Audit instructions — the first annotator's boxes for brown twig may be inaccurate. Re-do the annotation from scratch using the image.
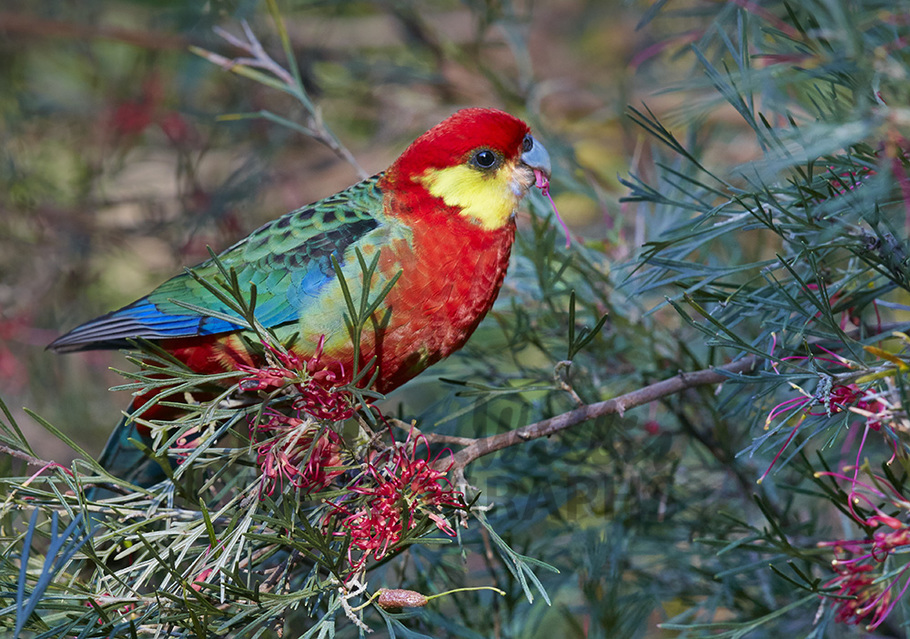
[387,418,477,447]
[0,12,188,50]
[193,21,368,179]
[0,444,70,474]
[443,355,760,470]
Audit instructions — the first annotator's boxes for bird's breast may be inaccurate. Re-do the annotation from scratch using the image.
[363,217,516,392]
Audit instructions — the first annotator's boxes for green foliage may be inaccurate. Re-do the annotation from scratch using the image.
[623,0,910,635]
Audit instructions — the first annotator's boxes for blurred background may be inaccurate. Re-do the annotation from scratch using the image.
[0,0,702,461]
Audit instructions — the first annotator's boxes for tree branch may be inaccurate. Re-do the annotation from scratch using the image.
[0,12,188,50]
[445,355,760,470]
[0,444,71,475]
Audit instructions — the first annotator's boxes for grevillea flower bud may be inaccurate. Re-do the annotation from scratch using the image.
[376,588,428,610]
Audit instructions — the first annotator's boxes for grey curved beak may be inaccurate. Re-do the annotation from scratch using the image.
[521,135,551,178]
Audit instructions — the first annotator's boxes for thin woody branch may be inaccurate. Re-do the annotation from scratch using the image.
[444,355,761,470]
[0,444,71,475]
[0,11,188,49]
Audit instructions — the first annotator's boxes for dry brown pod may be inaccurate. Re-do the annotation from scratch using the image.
[376,589,429,610]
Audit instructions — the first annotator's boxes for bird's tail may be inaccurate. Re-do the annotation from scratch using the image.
[86,398,169,501]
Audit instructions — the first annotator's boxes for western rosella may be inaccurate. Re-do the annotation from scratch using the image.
[50,107,551,489]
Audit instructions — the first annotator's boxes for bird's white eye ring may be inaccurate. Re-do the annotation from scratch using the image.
[522,135,533,153]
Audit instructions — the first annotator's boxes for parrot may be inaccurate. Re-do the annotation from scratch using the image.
[49,107,552,491]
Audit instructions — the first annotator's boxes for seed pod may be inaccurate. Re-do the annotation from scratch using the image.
[376,588,428,609]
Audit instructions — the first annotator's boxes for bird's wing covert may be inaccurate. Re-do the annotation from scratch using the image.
[49,175,385,352]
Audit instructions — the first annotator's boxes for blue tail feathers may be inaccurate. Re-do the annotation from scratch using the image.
[87,406,168,500]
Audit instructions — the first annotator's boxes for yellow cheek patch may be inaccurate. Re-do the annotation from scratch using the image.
[418,164,519,230]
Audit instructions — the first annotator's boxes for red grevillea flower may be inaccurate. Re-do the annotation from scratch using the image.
[822,561,893,627]
[109,73,197,147]
[827,166,876,197]
[256,413,344,496]
[239,336,354,422]
[803,282,881,332]
[817,472,910,629]
[760,381,885,483]
[111,97,154,138]
[0,313,32,393]
[534,168,571,248]
[166,425,203,467]
[761,334,890,483]
[325,430,462,573]
[86,592,135,621]
[190,568,214,593]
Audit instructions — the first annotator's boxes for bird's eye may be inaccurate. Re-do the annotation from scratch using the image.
[522,135,533,153]
[472,149,500,170]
